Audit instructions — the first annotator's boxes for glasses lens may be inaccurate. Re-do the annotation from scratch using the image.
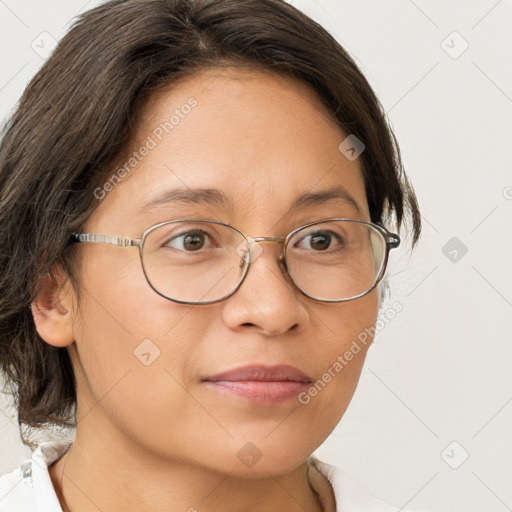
[141,221,248,303]
[285,220,386,301]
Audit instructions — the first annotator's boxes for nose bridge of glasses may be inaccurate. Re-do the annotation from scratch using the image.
[249,236,286,256]
[239,236,286,265]
[249,236,285,244]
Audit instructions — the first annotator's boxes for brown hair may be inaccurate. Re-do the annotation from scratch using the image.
[0,0,421,442]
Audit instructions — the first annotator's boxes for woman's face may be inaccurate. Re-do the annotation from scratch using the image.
[57,67,379,476]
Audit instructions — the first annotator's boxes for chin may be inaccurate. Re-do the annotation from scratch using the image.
[220,441,313,479]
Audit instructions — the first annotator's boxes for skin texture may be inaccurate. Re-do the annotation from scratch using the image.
[32,67,379,512]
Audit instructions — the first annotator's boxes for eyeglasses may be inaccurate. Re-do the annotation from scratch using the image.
[70,218,400,305]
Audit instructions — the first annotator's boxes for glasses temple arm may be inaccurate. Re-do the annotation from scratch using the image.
[70,233,141,247]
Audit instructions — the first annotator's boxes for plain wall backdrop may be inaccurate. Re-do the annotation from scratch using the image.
[1,1,511,511]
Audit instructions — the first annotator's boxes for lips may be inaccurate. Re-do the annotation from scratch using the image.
[201,364,314,405]
[202,364,313,383]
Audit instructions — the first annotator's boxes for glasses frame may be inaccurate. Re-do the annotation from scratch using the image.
[70,218,400,305]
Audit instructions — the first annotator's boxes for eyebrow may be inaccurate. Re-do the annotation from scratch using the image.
[138,184,363,216]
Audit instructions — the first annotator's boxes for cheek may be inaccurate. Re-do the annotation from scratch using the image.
[299,289,379,422]
[70,280,214,459]
[75,248,195,347]
[71,252,204,419]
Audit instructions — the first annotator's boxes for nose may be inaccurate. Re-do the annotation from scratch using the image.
[221,240,310,336]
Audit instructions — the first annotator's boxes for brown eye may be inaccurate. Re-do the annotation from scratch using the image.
[295,230,344,252]
[165,230,212,252]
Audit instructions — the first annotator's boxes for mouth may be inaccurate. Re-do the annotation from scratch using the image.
[201,364,313,405]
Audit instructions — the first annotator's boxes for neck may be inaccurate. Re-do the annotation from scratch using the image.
[49,425,324,512]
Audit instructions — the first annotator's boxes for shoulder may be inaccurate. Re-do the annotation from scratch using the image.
[310,455,420,512]
[0,440,71,512]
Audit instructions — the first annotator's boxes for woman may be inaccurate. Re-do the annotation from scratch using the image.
[0,0,422,510]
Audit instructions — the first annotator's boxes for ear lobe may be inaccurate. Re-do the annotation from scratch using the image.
[31,266,75,348]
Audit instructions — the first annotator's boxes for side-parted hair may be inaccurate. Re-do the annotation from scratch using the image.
[0,0,421,442]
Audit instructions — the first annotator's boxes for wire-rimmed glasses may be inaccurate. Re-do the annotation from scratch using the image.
[71,218,400,304]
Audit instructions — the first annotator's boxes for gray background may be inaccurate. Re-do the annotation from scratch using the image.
[1,1,511,511]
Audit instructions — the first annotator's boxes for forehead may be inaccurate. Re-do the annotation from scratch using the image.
[90,67,369,230]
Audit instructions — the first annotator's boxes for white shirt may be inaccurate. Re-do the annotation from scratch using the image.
[0,441,415,511]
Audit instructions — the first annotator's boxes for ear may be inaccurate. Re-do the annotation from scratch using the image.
[31,264,75,347]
